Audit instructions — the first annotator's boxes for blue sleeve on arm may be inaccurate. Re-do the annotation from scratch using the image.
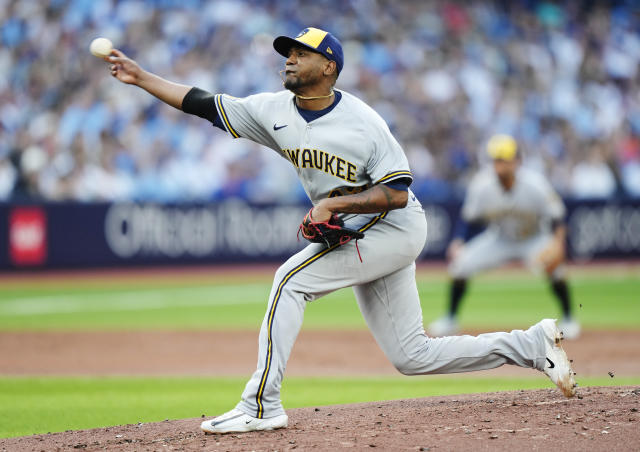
[383,180,409,191]
[212,115,226,131]
[550,218,565,232]
[182,87,227,131]
[453,218,485,241]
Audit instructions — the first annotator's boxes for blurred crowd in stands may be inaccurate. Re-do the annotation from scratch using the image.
[1,0,640,203]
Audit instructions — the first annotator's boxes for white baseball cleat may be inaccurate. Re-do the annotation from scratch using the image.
[539,319,577,398]
[427,315,459,337]
[201,408,288,434]
[558,317,581,340]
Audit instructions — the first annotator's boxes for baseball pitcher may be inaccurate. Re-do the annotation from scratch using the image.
[106,27,577,434]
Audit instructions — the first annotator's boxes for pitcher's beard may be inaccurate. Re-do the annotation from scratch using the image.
[282,72,333,100]
[284,72,321,92]
[284,77,303,91]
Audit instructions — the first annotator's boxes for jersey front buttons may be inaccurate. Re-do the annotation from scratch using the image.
[304,124,311,143]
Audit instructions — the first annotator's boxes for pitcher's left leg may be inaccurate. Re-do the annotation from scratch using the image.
[234,234,398,421]
[235,244,330,420]
[202,243,339,434]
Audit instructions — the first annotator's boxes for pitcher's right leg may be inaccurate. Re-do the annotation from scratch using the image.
[354,263,576,396]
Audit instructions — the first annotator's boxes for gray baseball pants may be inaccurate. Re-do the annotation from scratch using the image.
[236,207,549,419]
[449,228,565,279]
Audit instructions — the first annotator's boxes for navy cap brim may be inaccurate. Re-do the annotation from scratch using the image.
[273,36,322,58]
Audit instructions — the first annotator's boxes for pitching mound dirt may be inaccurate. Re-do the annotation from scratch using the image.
[2,329,639,377]
[2,386,638,451]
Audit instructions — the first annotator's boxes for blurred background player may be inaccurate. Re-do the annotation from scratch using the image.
[429,135,580,339]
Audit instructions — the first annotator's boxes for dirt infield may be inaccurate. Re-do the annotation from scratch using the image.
[1,329,639,378]
[2,330,639,450]
[2,386,638,451]
[1,262,638,449]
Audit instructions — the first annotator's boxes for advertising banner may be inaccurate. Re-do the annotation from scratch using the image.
[8,207,47,266]
[0,199,638,270]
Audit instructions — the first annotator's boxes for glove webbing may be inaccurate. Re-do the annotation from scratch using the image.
[297,210,363,263]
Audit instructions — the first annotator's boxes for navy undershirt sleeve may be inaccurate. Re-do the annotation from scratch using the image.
[181,87,227,130]
[383,180,409,191]
[453,218,485,241]
[551,218,565,233]
[212,114,226,130]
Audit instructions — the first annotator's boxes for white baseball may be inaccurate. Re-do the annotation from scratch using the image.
[90,37,113,58]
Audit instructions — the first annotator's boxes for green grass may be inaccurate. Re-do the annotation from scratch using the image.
[437,272,640,330]
[0,267,637,438]
[0,269,637,330]
[1,375,638,438]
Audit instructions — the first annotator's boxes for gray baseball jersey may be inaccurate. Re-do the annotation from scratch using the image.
[451,166,566,278]
[461,167,565,241]
[214,90,415,205]
[211,89,555,419]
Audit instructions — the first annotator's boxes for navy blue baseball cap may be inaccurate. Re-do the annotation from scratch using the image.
[273,27,344,75]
